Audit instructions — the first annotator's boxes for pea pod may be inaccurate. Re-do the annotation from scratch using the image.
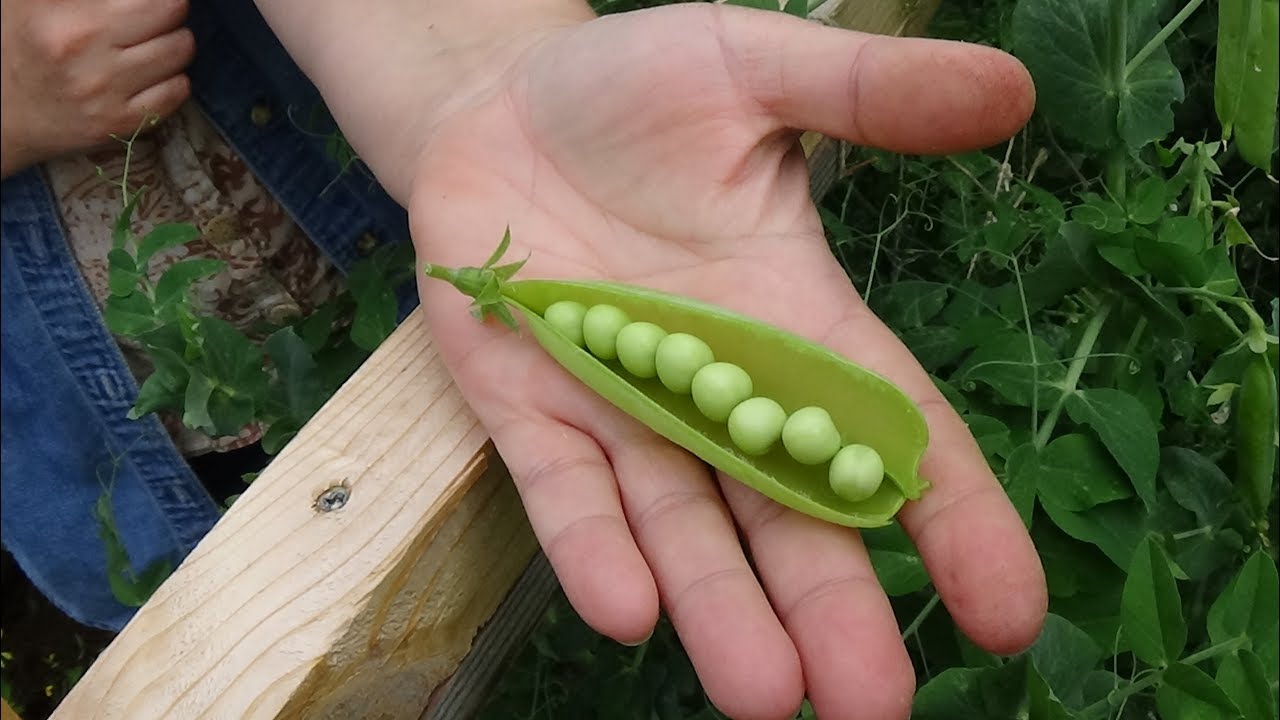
[423,234,930,528]
[1235,351,1278,523]
[1215,0,1279,171]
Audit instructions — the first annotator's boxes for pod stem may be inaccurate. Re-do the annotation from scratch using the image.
[422,227,529,330]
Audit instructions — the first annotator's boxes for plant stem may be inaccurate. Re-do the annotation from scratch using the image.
[901,593,941,641]
[1125,0,1208,77]
[1149,286,1266,338]
[1078,635,1249,718]
[1035,301,1114,449]
[1105,0,1130,203]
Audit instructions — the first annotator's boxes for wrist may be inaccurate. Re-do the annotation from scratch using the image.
[253,0,596,204]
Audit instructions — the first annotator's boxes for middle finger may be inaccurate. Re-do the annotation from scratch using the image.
[719,475,917,720]
[590,420,805,720]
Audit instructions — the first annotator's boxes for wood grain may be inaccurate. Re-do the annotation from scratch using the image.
[51,315,538,720]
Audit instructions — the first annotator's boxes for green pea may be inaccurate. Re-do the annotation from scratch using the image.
[727,397,787,455]
[655,333,715,394]
[582,304,631,360]
[543,300,588,347]
[691,362,753,422]
[616,322,667,379]
[782,406,842,465]
[828,444,885,502]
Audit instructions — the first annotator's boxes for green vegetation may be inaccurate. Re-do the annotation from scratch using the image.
[3,0,1276,717]
[480,0,1280,717]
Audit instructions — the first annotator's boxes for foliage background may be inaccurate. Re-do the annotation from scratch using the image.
[2,0,1276,718]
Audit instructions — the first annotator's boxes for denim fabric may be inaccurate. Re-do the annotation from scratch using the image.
[1,0,415,630]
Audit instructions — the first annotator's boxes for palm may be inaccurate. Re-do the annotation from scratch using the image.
[409,5,1047,719]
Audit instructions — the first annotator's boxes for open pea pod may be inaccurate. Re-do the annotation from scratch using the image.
[423,235,931,528]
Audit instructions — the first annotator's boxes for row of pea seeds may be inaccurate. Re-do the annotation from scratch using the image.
[543,301,886,503]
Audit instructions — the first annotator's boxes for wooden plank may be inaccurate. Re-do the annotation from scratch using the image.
[51,316,539,720]
[50,1,941,718]
[2,699,22,720]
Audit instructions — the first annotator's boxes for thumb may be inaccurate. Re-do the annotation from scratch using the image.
[718,6,1036,155]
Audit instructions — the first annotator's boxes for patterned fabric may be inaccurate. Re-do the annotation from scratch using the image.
[44,103,345,456]
[1,0,415,631]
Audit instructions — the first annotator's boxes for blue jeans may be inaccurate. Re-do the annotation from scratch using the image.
[1,0,415,631]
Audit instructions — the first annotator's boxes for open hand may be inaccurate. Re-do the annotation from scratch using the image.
[409,5,1047,718]
[0,0,194,178]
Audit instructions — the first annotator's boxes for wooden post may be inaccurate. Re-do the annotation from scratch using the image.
[51,320,539,720]
[50,1,941,717]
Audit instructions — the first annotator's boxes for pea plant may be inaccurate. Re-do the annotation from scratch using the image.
[92,124,414,606]
[481,0,1279,718]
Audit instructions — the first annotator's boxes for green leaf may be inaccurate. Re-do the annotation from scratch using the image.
[783,0,807,17]
[1003,443,1039,527]
[1064,389,1160,510]
[1096,229,1146,276]
[127,362,187,419]
[207,389,255,437]
[182,368,217,434]
[1216,650,1276,720]
[1011,0,1184,150]
[1156,663,1244,720]
[956,332,1066,407]
[107,249,140,297]
[722,0,784,9]
[1019,222,1105,314]
[911,667,1003,720]
[868,281,950,330]
[1036,433,1134,511]
[868,549,929,596]
[967,414,1013,461]
[1208,551,1280,684]
[1127,176,1170,225]
[1119,28,1187,149]
[1026,613,1105,708]
[1120,535,1186,667]
[1116,275,1189,337]
[1159,447,1235,529]
[295,298,341,353]
[1216,0,1279,170]
[112,193,141,249]
[1135,216,1211,287]
[348,257,401,352]
[1041,497,1147,569]
[264,327,327,421]
[136,223,200,270]
[901,326,968,373]
[1025,664,1074,720]
[103,292,156,337]
[261,420,300,455]
[350,286,397,351]
[197,317,265,393]
[154,259,226,318]
[1049,584,1127,652]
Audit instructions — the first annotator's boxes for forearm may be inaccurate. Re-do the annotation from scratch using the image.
[251,0,595,204]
